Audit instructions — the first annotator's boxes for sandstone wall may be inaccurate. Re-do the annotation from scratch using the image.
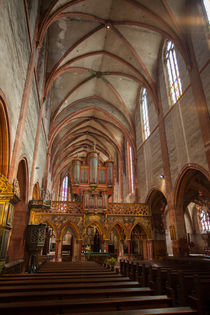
[0,0,48,194]
[135,2,209,202]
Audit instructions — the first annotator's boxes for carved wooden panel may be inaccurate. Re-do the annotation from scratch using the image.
[108,203,151,216]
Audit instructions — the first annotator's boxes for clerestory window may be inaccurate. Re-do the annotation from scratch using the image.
[140,88,150,141]
[165,41,182,105]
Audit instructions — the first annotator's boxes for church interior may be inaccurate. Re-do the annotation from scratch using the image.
[0,0,210,314]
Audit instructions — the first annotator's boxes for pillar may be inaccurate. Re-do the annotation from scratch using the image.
[119,240,124,258]
[104,239,109,253]
[127,239,131,261]
[55,239,62,262]
[78,239,82,262]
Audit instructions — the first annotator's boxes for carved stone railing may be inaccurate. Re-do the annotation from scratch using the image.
[108,203,151,216]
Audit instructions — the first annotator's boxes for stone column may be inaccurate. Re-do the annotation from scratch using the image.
[73,238,78,262]
[119,240,124,258]
[78,239,82,262]
[55,239,62,262]
[143,240,148,260]
[127,239,131,261]
[104,239,109,252]
[147,240,153,260]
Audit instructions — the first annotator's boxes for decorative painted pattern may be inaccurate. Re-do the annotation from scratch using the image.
[108,203,151,216]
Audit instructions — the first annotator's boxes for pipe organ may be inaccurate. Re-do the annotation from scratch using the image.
[71,148,114,211]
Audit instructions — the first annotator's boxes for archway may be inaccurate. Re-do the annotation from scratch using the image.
[175,167,210,256]
[130,224,147,259]
[60,223,80,262]
[83,223,104,253]
[8,158,28,262]
[109,223,126,259]
[61,229,74,261]
[147,189,168,258]
[0,93,10,176]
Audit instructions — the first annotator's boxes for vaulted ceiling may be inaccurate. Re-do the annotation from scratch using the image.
[38,0,187,182]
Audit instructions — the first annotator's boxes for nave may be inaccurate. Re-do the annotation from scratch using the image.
[0,260,208,315]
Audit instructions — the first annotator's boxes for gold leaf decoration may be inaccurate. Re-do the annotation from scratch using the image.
[0,174,13,196]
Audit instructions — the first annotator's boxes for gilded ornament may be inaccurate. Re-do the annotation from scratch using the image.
[13,179,21,199]
[0,174,14,200]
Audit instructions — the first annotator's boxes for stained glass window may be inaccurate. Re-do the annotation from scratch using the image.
[165,41,182,105]
[140,88,150,140]
[61,175,68,201]
[199,208,210,232]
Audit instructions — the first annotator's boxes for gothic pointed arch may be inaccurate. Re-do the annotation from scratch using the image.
[146,188,168,258]
[0,91,10,177]
[174,164,210,255]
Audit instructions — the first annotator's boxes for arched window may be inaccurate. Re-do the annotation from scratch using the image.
[61,175,68,201]
[165,41,182,105]
[140,88,150,140]
[198,207,210,232]
[203,0,210,23]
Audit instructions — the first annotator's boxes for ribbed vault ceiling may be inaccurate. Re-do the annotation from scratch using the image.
[39,0,187,182]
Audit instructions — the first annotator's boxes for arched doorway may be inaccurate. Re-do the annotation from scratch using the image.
[109,224,125,259]
[130,224,147,260]
[83,224,103,253]
[147,189,168,258]
[0,93,10,176]
[62,229,74,261]
[8,159,28,262]
[58,222,81,262]
[176,168,210,256]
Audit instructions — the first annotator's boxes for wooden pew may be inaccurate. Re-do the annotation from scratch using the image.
[0,261,200,315]
[0,280,141,293]
[180,274,210,315]
[62,306,198,315]
[0,295,172,315]
[0,273,126,282]
[0,276,131,287]
[120,258,209,314]
[0,287,153,302]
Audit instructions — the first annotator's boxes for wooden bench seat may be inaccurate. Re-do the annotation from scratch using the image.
[63,306,198,315]
[188,276,210,315]
[0,287,153,302]
[0,295,172,315]
[0,280,140,292]
[0,276,130,286]
[0,273,122,282]
[0,271,117,279]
